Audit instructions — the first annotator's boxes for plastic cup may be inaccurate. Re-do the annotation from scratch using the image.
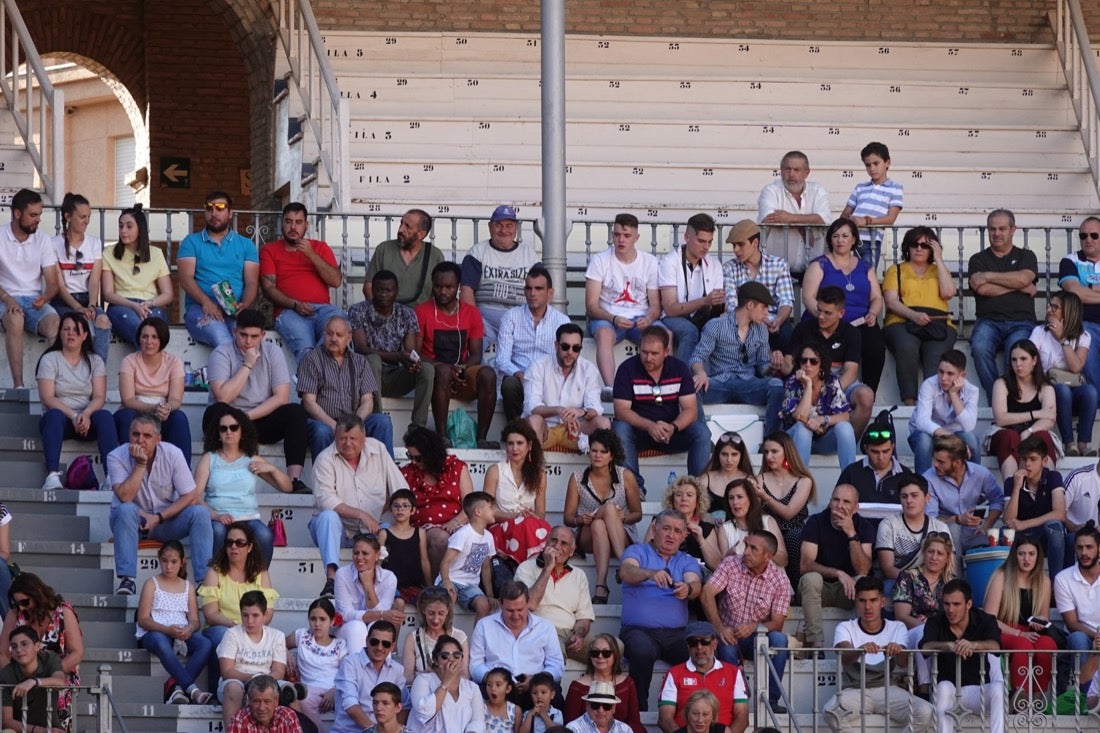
[1002,529,1016,546]
[987,529,1000,547]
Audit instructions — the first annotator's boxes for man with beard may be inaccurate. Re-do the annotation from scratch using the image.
[524,322,608,451]
[259,202,345,359]
[178,191,259,347]
[1055,524,1100,680]
[756,150,831,276]
[0,188,60,388]
[364,208,443,307]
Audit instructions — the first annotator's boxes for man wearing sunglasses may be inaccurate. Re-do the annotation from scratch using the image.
[524,322,608,451]
[106,413,213,595]
[178,192,260,348]
[657,620,748,733]
[332,621,409,733]
[1058,216,1100,389]
[566,682,633,733]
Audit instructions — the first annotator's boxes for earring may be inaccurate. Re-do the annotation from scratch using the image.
[782,459,790,470]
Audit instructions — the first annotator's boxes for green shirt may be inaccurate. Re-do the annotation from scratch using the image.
[0,650,63,727]
[365,240,444,307]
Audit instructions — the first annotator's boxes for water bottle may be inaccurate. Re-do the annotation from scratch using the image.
[667,470,677,488]
[184,360,194,387]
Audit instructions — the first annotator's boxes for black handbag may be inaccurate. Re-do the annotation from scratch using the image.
[897,267,951,341]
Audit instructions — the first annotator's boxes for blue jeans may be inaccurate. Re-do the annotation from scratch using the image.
[717,631,788,705]
[39,408,118,473]
[969,318,1035,403]
[0,560,12,617]
[858,239,881,270]
[183,303,235,348]
[1084,322,1100,390]
[787,420,856,469]
[664,316,702,364]
[114,408,193,467]
[140,629,213,689]
[307,414,394,461]
[274,304,346,360]
[908,430,981,477]
[106,302,169,347]
[108,503,213,580]
[212,518,273,568]
[613,417,710,495]
[308,509,355,569]
[588,319,665,344]
[203,624,231,692]
[1053,382,1098,444]
[700,375,784,436]
[1018,521,1067,579]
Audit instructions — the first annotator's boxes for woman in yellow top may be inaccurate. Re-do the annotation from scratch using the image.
[882,227,958,404]
[101,204,173,348]
[198,522,278,688]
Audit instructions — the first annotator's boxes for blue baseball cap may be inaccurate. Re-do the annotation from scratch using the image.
[491,205,518,222]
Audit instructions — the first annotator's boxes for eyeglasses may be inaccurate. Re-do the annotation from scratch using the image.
[219,423,241,433]
[800,356,821,365]
[559,343,583,353]
[406,452,423,462]
[865,429,893,441]
[204,202,229,212]
[369,638,394,649]
[1080,231,1100,241]
[437,650,462,660]
[587,703,614,711]
[225,538,250,548]
[686,637,715,647]
[717,432,743,446]
[589,648,614,659]
[132,264,141,276]
[390,502,413,510]
[13,598,30,609]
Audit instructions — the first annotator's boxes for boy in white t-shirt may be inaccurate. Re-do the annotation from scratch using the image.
[438,491,496,619]
[584,212,663,390]
[217,590,289,728]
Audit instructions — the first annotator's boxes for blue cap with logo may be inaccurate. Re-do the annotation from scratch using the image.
[491,204,518,222]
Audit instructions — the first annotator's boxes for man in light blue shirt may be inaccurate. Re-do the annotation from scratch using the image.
[908,349,980,476]
[332,621,408,733]
[923,434,1004,556]
[495,266,570,421]
[469,581,565,695]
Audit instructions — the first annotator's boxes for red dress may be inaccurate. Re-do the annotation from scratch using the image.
[403,454,467,527]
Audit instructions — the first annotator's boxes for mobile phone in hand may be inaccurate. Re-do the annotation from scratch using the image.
[1027,616,1052,629]
[973,508,987,519]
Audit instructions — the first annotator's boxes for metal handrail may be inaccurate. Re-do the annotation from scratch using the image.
[273,0,348,210]
[0,0,64,202]
[1053,0,1100,193]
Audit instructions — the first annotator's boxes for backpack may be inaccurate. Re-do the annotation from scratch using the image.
[64,455,98,490]
[446,408,477,449]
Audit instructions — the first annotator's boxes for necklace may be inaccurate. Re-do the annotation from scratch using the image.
[831,254,857,292]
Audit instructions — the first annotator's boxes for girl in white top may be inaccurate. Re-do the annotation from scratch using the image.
[402,586,469,684]
[411,635,485,733]
[286,597,348,732]
[334,534,406,654]
[136,540,213,704]
[50,192,111,363]
[720,478,788,567]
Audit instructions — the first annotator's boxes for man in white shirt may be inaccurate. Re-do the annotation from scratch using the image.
[658,213,726,364]
[1054,525,1100,674]
[308,415,408,598]
[514,526,595,662]
[1064,463,1100,532]
[908,349,981,477]
[757,151,831,275]
[585,212,662,391]
[523,323,608,452]
[0,188,61,388]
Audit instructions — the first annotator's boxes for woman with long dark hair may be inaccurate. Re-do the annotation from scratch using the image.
[779,339,857,469]
[696,431,754,521]
[484,420,551,565]
[756,431,816,591]
[101,204,172,347]
[989,339,1058,480]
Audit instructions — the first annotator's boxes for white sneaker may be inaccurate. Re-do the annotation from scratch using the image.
[41,472,63,491]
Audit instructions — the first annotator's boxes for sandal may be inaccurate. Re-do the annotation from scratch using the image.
[593,584,610,604]
[190,688,214,705]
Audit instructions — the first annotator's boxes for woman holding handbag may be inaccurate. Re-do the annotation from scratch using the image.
[1029,290,1098,457]
[882,227,958,405]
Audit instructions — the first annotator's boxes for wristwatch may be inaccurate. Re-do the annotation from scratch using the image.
[846,535,859,543]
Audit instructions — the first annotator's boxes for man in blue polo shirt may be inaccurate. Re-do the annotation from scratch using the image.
[612,326,710,495]
[177,191,260,347]
[1058,216,1100,389]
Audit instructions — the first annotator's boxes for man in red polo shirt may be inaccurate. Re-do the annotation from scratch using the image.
[657,620,748,733]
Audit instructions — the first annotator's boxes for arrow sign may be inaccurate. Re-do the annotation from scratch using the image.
[160,157,191,188]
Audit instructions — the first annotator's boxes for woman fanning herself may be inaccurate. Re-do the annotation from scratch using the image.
[563,428,642,604]
[982,536,1057,700]
[719,478,787,567]
[1029,290,1097,457]
[695,431,754,521]
[990,339,1058,481]
[755,432,816,591]
[101,204,172,347]
[484,420,551,565]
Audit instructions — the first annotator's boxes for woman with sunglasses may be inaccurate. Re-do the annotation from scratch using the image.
[989,339,1058,481]
[1029,290,1098,457]
[756,432,816,592]
[195,407,293,567]
[36,311,118,490]
[0,574,85,731]
[563,634,645,733]
[891,532,956,691]
[402,585,469,684]
[49,192,111,363]
[779,339,857,469]
[484,420,552,565]
[563,429,643,605]
[801,217,886,392]
[882,227,958,405]
[696,431,754,521]
[410,634,484,733]
[720,478,787,567]
[333,533,406,654]
[401,426,476,581]
[101,204,172,348]
[983,535,1057,699]
[198,521,278,689]
[113,316,193,465]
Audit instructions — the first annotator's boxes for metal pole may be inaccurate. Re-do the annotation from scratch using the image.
[540,0,569,312]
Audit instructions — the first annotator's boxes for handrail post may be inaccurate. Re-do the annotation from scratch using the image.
[96,663,113,733]
[753,626,769,724]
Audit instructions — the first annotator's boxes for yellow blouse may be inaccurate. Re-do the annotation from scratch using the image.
[197,572,279,626]
[882,262,955,329]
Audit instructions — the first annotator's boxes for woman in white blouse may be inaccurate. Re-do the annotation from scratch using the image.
[333,533,406,653]
[411,635,484,733]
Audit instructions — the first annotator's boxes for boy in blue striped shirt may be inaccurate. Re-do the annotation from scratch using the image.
[842,142,904,269]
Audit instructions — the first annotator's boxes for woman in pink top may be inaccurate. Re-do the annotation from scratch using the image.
[112,316,193,465]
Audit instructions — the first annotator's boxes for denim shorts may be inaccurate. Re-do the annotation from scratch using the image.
[0,295,57,333]
[452,581,486,609]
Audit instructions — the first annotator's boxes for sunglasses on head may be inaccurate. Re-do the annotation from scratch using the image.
[204,201,229,212]
[865,429,892,441]
[587,702,614,711]
[559,342,582,353]
[219,423,241,433]
[650,385,664,404]
[1080,231,1100,241]
[369,638,393,649]
[928,531,951,542]
[717,432,743,446]
[686,636,715,647]
[800,356,821,365]
[589,648,614,659]
[225,538,250,548]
